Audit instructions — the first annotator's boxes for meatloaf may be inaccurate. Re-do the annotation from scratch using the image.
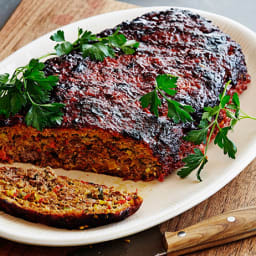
[0,166,142,229]
[0,8,250,181]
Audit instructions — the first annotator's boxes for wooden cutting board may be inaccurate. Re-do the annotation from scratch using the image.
[0,0,136,61]
[0,1,256,255]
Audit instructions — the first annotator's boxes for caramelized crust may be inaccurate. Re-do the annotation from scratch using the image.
[0,9,250,180]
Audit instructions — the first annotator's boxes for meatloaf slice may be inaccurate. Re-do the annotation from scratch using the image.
[0,8,251,181]
[0,166,142,229]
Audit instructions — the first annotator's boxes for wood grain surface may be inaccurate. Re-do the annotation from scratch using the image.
[0,0,256,255]
[0,0,136,61]
[162,160,256,256]
[165,207,256,255]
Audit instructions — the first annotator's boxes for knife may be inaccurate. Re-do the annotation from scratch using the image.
[160,206,256,255]
[70,207,256,256]
[69,225,165,256]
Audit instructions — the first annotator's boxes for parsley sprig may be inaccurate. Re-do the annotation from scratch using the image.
[140,75,256,181]
[0,59,64,131]
[179,81,256,181]
[0,28,139,131]
[50,27,139,61]
[140,74,195,123]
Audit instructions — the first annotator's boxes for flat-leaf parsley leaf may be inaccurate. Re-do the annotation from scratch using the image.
[0,59,64,131]
[140,74,195,123]
[50,27,139,60]
[0,27,140,131]
[181,81,256,181]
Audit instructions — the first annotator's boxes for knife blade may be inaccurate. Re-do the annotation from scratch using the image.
[69,225,166,256]
[69,207,256,256]
[0,0,21,29]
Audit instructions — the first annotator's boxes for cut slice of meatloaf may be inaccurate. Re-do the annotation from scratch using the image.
[0,8,251,181]
[0,166,142,229]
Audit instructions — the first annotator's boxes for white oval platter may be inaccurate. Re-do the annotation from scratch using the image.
[0,6,256,246]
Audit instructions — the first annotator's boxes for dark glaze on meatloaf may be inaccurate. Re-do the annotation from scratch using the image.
[0,9,250,180]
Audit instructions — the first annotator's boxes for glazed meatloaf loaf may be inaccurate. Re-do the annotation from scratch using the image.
[0,166,142,229]
[0,9,250,181]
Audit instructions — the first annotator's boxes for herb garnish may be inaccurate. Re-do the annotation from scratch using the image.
[140,75,256,181]
[0,59,64,131]
[140,74,195,123]
[0,28,139,131]
[180,81,256,181]
[50,28,139,61]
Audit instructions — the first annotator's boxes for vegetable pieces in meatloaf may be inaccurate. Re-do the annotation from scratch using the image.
[0,9,250,181]
[0,166,142,229]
